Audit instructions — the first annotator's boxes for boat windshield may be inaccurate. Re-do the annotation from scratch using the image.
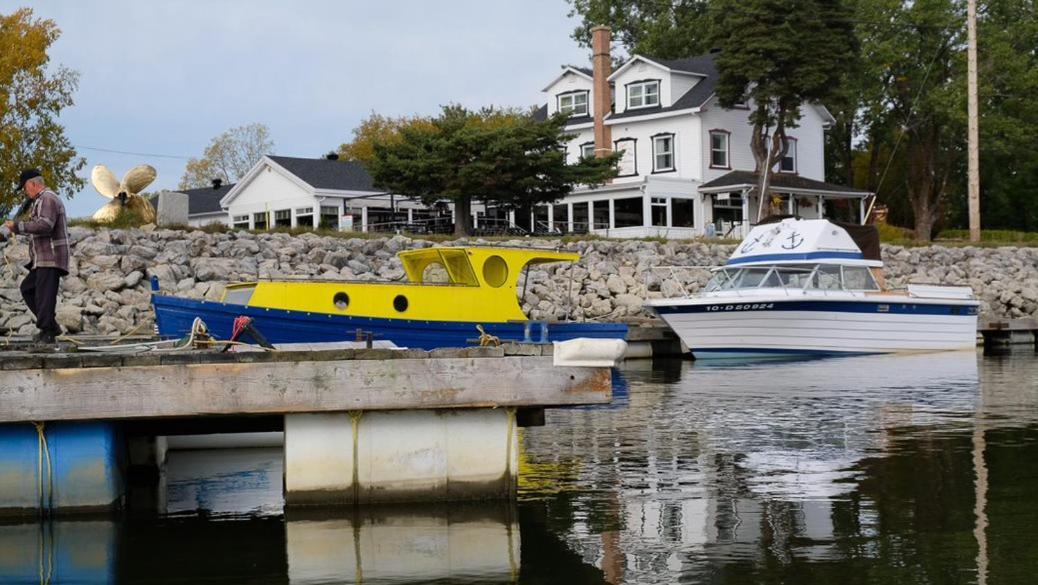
[705,265,880,292]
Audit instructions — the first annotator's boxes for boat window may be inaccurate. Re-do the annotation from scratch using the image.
[776,267,813,288]
[333,292,349,310]
[760,268,782,288]
[438,249,479,286]
[705,271,731,292]
[393,295,408,312]
[842,266,880,291]
[482,255,509,288]
[223,286,255,305]
[422,263,450,284]
[813,266,843,290]
[734,268,770,288]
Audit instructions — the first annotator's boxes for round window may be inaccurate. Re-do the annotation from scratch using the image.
[393,295,409,312]
[333,292,350,310]
[482,255,508,288]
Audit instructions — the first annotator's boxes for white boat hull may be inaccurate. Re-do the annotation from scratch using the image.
[649,297,979,358]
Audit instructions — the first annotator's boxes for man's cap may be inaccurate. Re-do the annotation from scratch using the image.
[16,169,42,191]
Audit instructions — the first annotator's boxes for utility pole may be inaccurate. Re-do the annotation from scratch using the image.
[967,0,981,242]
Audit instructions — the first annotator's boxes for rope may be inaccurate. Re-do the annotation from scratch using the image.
[31,422,54,514]
[476,324,500,347]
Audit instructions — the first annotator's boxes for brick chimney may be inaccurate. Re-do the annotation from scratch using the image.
[591,25,612,158]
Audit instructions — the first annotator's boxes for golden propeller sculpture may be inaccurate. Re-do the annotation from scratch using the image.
[91,164,158,223]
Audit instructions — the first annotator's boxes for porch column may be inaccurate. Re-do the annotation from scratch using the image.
[567,203,574,233]
[859,198,866,223]
[361,206,369,233]
[741,189,751,235]
[818,196,825,219]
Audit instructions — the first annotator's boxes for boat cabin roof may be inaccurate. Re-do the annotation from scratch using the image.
[398,247,579,287]
[727,218,883,268]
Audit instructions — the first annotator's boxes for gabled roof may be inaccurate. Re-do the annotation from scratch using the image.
[607,53,718,122]
[177,183,234,215]
[267,156,377,191]
[221,155,384,209]
[700,170,871,198]
[541,65,594,92]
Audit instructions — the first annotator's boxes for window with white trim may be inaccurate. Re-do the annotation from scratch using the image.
[780,137,797,173]
[652,134,674,172]
[580,142,595,160]
[710,131,730,168]
[232,215,249,229]
[651,197,668,226]
[558,91,589,116]
[274,209,291,227]
[627,81,660,109]
[252,212,268,230]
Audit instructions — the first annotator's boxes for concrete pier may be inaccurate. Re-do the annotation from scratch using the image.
[0,342,618,511]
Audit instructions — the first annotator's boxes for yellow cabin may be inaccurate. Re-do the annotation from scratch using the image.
[221,247,579,323]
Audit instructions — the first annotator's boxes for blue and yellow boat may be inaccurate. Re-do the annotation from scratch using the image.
[151,246,627,349]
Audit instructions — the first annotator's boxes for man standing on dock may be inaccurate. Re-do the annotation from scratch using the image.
[4,169,69,344]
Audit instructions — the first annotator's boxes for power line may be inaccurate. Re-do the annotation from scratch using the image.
[75,144,193,161]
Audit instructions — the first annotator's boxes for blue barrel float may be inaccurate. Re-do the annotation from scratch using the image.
[0,421,122,513]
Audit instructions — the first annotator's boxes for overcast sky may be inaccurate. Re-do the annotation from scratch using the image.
[2,0,591,218]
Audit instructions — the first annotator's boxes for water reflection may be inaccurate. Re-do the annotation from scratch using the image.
[1,352,1035,584]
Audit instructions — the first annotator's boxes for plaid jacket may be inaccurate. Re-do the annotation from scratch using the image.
[14,189,70,274]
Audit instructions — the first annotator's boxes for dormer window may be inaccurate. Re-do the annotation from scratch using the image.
[627,80,660,109]
[780,137,797,173]
[558,91,589,116]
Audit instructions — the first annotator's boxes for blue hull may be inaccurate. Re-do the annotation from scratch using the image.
[151,294,628,350]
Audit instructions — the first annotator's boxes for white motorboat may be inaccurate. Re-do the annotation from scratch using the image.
[645,218,979,358]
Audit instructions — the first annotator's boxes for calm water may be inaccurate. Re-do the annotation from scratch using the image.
[3,351,1037,584]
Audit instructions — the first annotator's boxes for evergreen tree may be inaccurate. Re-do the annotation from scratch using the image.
[370,105,619,237]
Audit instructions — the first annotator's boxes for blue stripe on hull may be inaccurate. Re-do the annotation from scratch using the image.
[151,294,627,350]
[653,299,977,316]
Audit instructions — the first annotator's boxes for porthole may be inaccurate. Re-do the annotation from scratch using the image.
[482,255,508,288]
[333,292,350,310]
[393,295,408,312]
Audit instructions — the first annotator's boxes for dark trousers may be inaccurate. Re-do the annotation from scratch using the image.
[20,267,62,336]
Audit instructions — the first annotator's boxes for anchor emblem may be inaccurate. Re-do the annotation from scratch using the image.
[781,231,804,249]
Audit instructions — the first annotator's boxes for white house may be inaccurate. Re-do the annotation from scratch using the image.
[532,26,869,239]
[216,155,451,233]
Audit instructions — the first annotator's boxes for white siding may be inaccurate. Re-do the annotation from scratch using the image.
[670,73,703,106]
[607,116,701,181]
[612,59,671,114]
[224,163,318,227]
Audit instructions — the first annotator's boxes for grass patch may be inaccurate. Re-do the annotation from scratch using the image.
[936,228,1038,244]
[69,209,149,230]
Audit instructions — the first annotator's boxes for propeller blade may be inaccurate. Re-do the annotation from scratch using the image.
[91,165,120,199]
[120,165,157,195]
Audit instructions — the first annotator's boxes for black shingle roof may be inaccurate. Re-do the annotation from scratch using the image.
[700,170,870,195]
[539,53,720,124]
[177,182,234,215]
[268,156,380,192]
[607,54,718,121]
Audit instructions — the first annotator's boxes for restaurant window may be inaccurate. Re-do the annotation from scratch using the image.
[673,198,695,227]
[319,205,339,229]
[573,202,589,233]
[232,215,249,229]
[534,206,550,232]
[295,207,314,227]
[614,197,644,228]
[651,197,668,226]
[274,209,291,227]
[553,203,569,233]
[252,212,268,230]
[592,200,610,229]
[710,130,730,169]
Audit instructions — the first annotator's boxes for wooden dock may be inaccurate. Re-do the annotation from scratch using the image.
[0,342,619,512]
[978,317,1038,353]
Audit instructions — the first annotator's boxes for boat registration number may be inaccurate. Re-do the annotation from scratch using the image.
[705,303,775,312]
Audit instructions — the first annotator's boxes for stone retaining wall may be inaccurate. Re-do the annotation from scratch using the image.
[0,227,1034,336]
